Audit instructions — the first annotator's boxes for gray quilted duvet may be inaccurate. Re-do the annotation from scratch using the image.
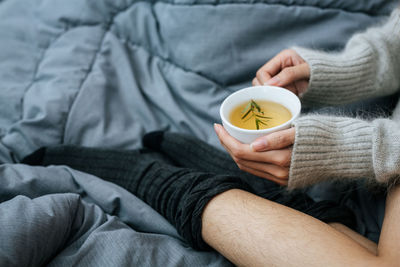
[0,0,396,266]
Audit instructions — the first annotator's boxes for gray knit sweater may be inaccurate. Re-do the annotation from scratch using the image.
[289,8,400,190]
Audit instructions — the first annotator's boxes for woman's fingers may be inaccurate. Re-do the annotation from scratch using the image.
[256,49,293,85]
[237,164,288,186]
[250,128,295,152]
[252,49,310,97]
[285,80,309,96]
[266,63,310,88]
[214,123,247,154]
[294,80,309,96]
[214,124,292,166]
[252,77,261,86]
[214,124,291,185]
[235,158,289,180]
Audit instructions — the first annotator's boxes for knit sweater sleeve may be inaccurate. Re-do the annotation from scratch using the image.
[289,116,400,189]
[288,8,400,189]
[292,8,400,106]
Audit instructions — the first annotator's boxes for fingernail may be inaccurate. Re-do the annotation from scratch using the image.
[214,123,220,133]
[250,139,267,151]
[266,77,280,85]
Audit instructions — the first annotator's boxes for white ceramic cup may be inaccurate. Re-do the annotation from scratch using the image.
[219,86,301,144]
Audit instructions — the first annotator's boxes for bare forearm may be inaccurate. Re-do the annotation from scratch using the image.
[202,189,378,267]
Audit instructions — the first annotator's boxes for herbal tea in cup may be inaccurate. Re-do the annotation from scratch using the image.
[219,86,301,144]
[229,99,292,130]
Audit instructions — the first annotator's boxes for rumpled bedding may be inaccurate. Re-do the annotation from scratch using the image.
[0,0,397,266]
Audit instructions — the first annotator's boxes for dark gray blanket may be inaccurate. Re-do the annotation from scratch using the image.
[0,0,397,266]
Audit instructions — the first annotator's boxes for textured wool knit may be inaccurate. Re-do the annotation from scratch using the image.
[289,8,400,189]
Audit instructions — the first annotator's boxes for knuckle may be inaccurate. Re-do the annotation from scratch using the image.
[269,133,284,145]
[234,157,244,165]
[277,134,285,143]
[230,144,239,154]
[276,154,290,167]
[286,49,296,56]
[281,49,291,56]
[234,150,245,158]
[231,147,241,158]
[256,69,263,78]
[273,155,285,166]
[276,169,289,179]
[284,156,291,166]
[282,67,295,77]
[231,145,245,158]
[283,56,292,67]
[281,134,290,145]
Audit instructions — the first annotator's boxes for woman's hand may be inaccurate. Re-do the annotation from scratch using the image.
[214,123,295,186]
[252,49,310,96]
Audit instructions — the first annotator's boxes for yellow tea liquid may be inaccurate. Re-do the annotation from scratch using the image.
[229,100,292,130]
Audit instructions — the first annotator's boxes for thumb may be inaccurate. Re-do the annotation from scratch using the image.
[266,63,310,87]
[250,128,295,151]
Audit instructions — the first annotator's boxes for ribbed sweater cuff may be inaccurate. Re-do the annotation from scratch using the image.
[293,46,376,106]
[289,115,374,189]
[292,8,400,106]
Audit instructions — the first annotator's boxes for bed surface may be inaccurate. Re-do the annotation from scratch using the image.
[0,0,396,266]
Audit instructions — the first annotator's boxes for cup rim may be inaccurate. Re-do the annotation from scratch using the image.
[220,86,301,134]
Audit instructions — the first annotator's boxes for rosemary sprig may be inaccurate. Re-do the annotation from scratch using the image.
[241,99,272,130]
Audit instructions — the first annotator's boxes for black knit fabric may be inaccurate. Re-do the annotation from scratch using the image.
[143,131,357,228]
[21,146,252,250]
[21,132,357,250]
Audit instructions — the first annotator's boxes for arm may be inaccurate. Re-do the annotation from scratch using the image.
[294,8,400,106]
[253,8,400,106]
[215,115,400,189]
[288,9,400,188]
[219,8,400,188]
[202,186,400,267]
[290,115,400,189]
